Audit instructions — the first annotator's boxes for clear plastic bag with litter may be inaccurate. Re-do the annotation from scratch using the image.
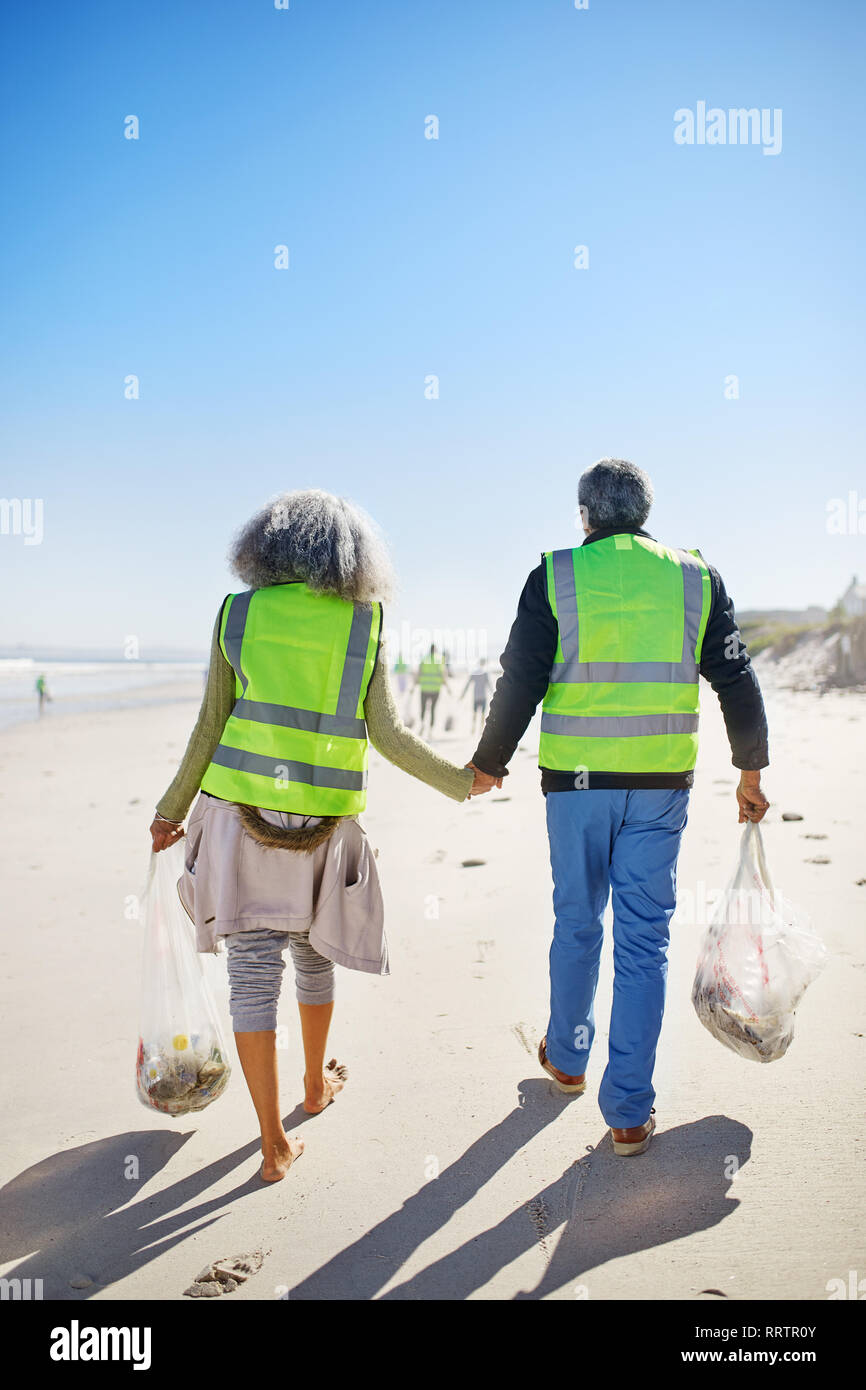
[135,840,231,1114]
[691,822,827,1063]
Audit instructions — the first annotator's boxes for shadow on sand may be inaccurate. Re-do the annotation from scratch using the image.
[1,1086,751,1301]
[0,1101,321,1299]
[286,1081,752,1300]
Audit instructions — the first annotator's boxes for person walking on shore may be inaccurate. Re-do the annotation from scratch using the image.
[35,672,50,715]
[150,490,489,1182]
[393,653,412,721]
[461,659,493,734]
[468,459,770,1156]
[415,644,449,734]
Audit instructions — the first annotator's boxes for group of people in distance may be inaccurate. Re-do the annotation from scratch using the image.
[392,646,494,735]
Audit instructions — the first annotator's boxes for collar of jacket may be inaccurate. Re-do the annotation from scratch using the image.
[581,526,655,546]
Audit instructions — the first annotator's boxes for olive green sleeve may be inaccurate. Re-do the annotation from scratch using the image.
[364,641,475,802]
[155,607,235,823]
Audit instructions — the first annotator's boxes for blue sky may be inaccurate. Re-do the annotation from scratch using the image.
[1,0,864,657]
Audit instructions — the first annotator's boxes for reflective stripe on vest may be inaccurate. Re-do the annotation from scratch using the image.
[200,584,381,815]
[539,535,711,774]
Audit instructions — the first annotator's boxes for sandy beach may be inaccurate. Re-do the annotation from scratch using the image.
[0,671,863,1302]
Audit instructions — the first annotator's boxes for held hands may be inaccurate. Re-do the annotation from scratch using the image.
[465,761,503,798]
[149,815,185,852]
[736,771,770,824]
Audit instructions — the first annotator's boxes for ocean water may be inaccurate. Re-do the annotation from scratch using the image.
[0,658,207,731]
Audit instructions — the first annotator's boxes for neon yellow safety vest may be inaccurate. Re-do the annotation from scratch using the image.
[418,659,445,692]
[200,583,382,815]
[539,534,711,775]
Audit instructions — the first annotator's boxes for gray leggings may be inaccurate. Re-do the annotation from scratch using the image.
[225,928,335,1031]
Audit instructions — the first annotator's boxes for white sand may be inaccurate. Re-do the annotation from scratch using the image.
[0,675,863,1301]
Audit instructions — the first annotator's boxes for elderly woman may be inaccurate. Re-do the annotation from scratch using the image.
[150,490,493,1181]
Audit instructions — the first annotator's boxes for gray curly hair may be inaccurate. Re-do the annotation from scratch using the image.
[229,489,396,603]
[578,458,654,531]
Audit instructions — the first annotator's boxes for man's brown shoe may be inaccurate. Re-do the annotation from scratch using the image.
[610,1110,656,1156]
[538,1038,587,1094]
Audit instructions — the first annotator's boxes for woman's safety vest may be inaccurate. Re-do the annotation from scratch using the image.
[539,534,711,775]
[418,659,445,692]
[200,583,382,815]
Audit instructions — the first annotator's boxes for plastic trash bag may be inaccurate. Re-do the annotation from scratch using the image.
[136,841,232,1114]
[691,822,827,1062]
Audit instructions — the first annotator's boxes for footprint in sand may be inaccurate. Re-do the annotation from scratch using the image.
[802,833,828,840]
[184,1251,266,1299]
[511,1021,539,1056]
[805,856,831,865]
[525,1197,551,1262]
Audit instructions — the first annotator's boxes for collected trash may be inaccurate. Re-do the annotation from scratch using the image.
[692,822,827,1063]
[136,841,231,1115]
[136,1033,229,1114]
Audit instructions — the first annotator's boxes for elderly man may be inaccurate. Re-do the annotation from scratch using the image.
[468,459,769,1155]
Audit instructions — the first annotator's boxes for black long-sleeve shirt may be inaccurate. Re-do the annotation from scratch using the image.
[471,527,769,792]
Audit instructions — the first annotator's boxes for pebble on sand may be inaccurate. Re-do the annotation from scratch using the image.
[781,812,804,821]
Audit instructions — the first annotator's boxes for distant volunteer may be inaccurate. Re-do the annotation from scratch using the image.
[461,659,493,733]
[392,653,412,720]
[468,459,770,1157]
[149,491,491,1183]
[415,645,449,733]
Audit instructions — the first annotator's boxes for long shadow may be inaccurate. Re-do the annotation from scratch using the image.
[2,1104,751,1301]
[0,1107,316,1300]
[383,1113,752,1299]
[290,1101,751,1300]
[286,1078,571,1300]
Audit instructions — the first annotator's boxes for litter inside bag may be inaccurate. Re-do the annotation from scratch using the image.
[691,822,826,1063]
[136,841,232,1115]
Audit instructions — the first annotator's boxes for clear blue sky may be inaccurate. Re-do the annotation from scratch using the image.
[1,0,864,657]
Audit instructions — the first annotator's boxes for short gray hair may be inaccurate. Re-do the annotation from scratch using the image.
[229,489,396,603]
[578,458,653,531]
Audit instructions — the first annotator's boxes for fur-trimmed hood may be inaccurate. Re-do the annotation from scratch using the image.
[236,803,340,852]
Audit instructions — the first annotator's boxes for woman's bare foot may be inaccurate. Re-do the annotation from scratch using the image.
[303,1057,348,1113]
[259,1134,304,1183]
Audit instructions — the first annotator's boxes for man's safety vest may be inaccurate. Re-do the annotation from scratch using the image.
[200,583,382,815]
[418,659,445,692]
[539,534,711,775]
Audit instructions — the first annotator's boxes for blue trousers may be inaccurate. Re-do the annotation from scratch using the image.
[545,788,690,1129]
